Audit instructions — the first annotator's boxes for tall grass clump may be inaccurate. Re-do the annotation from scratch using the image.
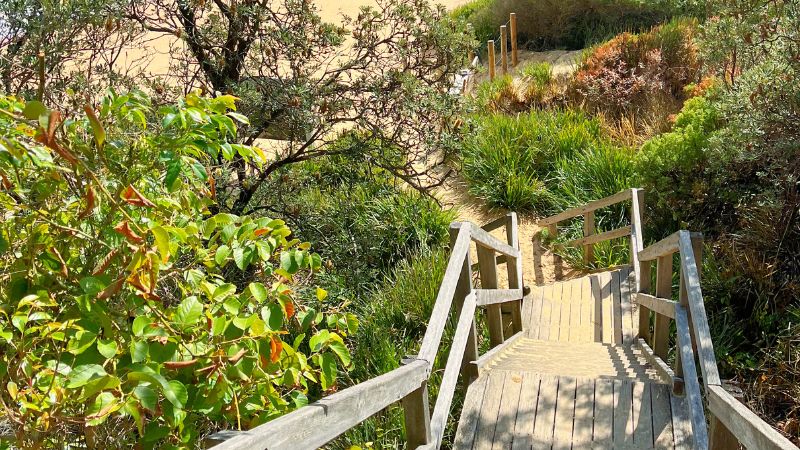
[462,109,624,213]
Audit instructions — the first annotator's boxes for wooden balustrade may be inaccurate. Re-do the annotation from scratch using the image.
[210,214,526,450]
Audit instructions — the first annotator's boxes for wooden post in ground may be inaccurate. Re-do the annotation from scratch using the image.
[505,213,524,334]
[477,245,504,347]
[401,381,431,448]
[583,211,595,266]
[653,255,672,360]
[510,13,518,67]
[500,25,508,74]
[487,40,496,81]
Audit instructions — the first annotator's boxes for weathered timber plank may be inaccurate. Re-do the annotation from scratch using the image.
[453,375,490,450]
[527,286,545,339]
[538,189,632,226]
[539,283,553,341]
[653,255,672,360]
[675,305,709,450]
[492,371,524,450]
[572,378,594,448]
[565,225,631,248]
[593,379,614,445]
[478,245,504,348]
[553,376,577,450]
[707,384,799,450]
[639,231,703,262]
[590,274,603,343]
[429,293,478,447]
[470,223,520,257]
[650,382,676,449]
[633,381,654,447]
[213,360,428,450]
[613,379,634,447]
[677,231,721,387]
[620,267,635,344]
[419,224,471,363]
[472,331,524,374]
[579,275,592,343]
[636,293,677,319]
[568,278,582,343]
[670,389,692,450]
[474,371,507,450]
[611,270,624,344]
[550,281,565,341]
[511,372,541,450]
[506,213,524,334]
[630,188,645,291]
[475,288,524,306]
[560,279,574,342]
[600,271,614,344]
[533,375,558,448]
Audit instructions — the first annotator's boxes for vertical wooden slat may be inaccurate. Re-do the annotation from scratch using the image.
[553,377,577,449]
[651,382,676,448]
[453,375,490,449]
[639,259,653,342]
[611,270,624,344]
[593,379,614,445]
[533,375,558,446]
[511,373,540,450]
[613,379,634,446]
[506,213,524,334]
[572,378,595,446]
[539,283,554,341]
[474,371,507,450]
[492,372,523,450]
[478,245,504,347]
[591,274,603,343]
[653,255,673,359]
[633,382,654,447]
[583,211,595,265]
[550,281,564,341]
[620,267,635,344]
[527,286,545,339]
[569,277,582,342]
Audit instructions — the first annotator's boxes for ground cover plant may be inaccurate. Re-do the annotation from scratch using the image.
[0,92,355,448]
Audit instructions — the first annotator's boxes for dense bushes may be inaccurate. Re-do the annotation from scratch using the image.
[462,110,634,213]
[568,18,700,131]
[453,0,671,51]
[253,143,455,296]
[0,93,354,448]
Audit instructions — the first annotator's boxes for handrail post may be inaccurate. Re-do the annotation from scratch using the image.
[631,189,651,341]
[449,225,479,384]
[505,213,524,334]
[653,255,672,361]
[583,210,595,266]
[401,378,431,448]
[477,245,504,347]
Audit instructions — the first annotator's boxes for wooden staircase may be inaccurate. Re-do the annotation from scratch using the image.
[210,189,798,450]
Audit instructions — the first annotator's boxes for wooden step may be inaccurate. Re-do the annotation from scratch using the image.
[453,371,693,450]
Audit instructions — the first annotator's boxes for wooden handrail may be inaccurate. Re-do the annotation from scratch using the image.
[211,214,527,450]
[537,189,632,226]
[562,225,631,247]
[636,228,799,450]
[212,359,429,450]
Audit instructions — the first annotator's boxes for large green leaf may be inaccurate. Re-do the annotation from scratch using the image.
[174,296,203,326]
[134,384,158,412]
[320,352,337,391]
[66,364,107,389]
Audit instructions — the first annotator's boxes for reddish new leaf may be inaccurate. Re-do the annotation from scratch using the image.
[164,359,198,370]
[269,336,282,363]
[121,185,156,208]
[78,185,96,219]
[114,221,144,243]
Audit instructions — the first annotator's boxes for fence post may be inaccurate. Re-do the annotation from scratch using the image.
[500,25,508,74]
[653,255,672,360]
[402,381,431,448]
[487,40,496,81]
[449,226,479,384]
[510,13,518,67]
[505,213,524,334]
[477,245,504,347]
[583,211,595,266]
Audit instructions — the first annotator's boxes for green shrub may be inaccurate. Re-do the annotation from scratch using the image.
[453,0,672,51]
[0,93,354,448]
[252,140,456,296]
